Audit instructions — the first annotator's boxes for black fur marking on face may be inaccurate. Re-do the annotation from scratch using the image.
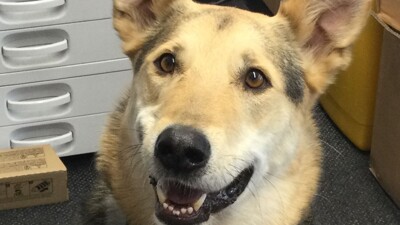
[279,54,305,104]
[261,45,305,104]
[240,19,305,104]
[134,21,179,73]
[216,14,233,30]
[268,23,305,104]
[136,122,144,143]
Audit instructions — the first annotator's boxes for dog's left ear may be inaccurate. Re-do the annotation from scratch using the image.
[113,0,177,53]
[279,0,371,95]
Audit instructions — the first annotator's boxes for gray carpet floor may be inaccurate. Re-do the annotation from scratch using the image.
[1,105,399,225]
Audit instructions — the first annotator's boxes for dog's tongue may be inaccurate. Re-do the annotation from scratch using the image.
[165,182,204,205]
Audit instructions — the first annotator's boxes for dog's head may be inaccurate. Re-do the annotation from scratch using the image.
[111,0,370,224]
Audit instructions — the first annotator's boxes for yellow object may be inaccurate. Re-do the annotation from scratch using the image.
[320,15,383,150]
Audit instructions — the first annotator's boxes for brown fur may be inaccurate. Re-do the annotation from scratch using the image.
[91,1,371,224]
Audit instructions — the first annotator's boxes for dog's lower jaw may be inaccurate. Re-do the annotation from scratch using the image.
[151,166,255,225]
[149,145,318,225]
[95,139,320,225]
[98,149,319,225]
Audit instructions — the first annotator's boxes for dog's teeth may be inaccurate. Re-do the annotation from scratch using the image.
[187,207,194,214]
[181,208,187,214]
[156,185,167,203]
[163,203,168,209]
[193,194,207,211]
[173,210,180,216]
[168,205,174,211]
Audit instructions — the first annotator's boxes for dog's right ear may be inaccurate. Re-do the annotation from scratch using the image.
[113,0,175,53]
[278,0,371,97]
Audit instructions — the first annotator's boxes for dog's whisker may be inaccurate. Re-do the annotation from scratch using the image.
[320,139,344,158]
[120,127,149,137]
[262,174,286,222]
[248,179,263,217]
[314,193,331,203]
[225,165,237,181]
[264,172,311,186]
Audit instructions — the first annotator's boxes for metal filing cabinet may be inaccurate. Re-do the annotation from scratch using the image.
[0,0,132,156]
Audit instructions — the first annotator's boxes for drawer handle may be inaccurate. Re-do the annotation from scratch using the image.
[10,131,73,148]
[7,92,71,111]
[2,39,68,58]
[0,0,65,12]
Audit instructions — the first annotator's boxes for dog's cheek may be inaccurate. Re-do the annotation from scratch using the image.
[133,70,162,105]
[244,98,301,174]
[134,121,144,144]
[134,105,159,155]
[199,125,261,189]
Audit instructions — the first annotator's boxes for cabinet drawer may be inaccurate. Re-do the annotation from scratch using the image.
[0,19,125,74]
[0,113,109,156]
[0,70,131,126]
[0,0,112,31]
[0,58,131,87]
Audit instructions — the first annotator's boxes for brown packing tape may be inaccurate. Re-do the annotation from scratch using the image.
[0,147,45,163]
[376,0,400,31]
[378,13,400,32]
[373,13,400,39]
[0,145,66,179]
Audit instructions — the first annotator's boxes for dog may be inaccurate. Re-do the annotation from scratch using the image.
[82,0,371,224]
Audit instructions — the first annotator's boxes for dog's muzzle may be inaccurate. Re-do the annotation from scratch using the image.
[150,125,254,225]
[155,125,211,174]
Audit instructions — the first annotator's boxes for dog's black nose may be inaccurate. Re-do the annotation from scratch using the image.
[155,125,211,172]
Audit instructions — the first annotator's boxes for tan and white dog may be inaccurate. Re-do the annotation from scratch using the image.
[83,0,371,224]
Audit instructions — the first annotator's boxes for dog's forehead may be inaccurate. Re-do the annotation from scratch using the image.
[178,8,305,104]
[178,7,281,43]
[136,5,305,104]
[180,12,262,45]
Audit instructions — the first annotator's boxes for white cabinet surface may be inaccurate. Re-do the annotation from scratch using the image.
[0,19,125,74]
[0,70,131,126]
[0,0,113,30]
[0,0,132,156]
[0,113,109,156]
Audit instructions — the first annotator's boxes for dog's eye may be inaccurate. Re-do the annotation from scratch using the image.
[245,69,269,89]
[155,53,176,74]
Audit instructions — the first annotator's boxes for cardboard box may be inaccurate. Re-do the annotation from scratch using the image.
[370,15,400,207]
[376,0,400,31]
[0,145,68,210]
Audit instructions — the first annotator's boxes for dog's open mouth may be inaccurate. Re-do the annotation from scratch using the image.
[150,166,254,225]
